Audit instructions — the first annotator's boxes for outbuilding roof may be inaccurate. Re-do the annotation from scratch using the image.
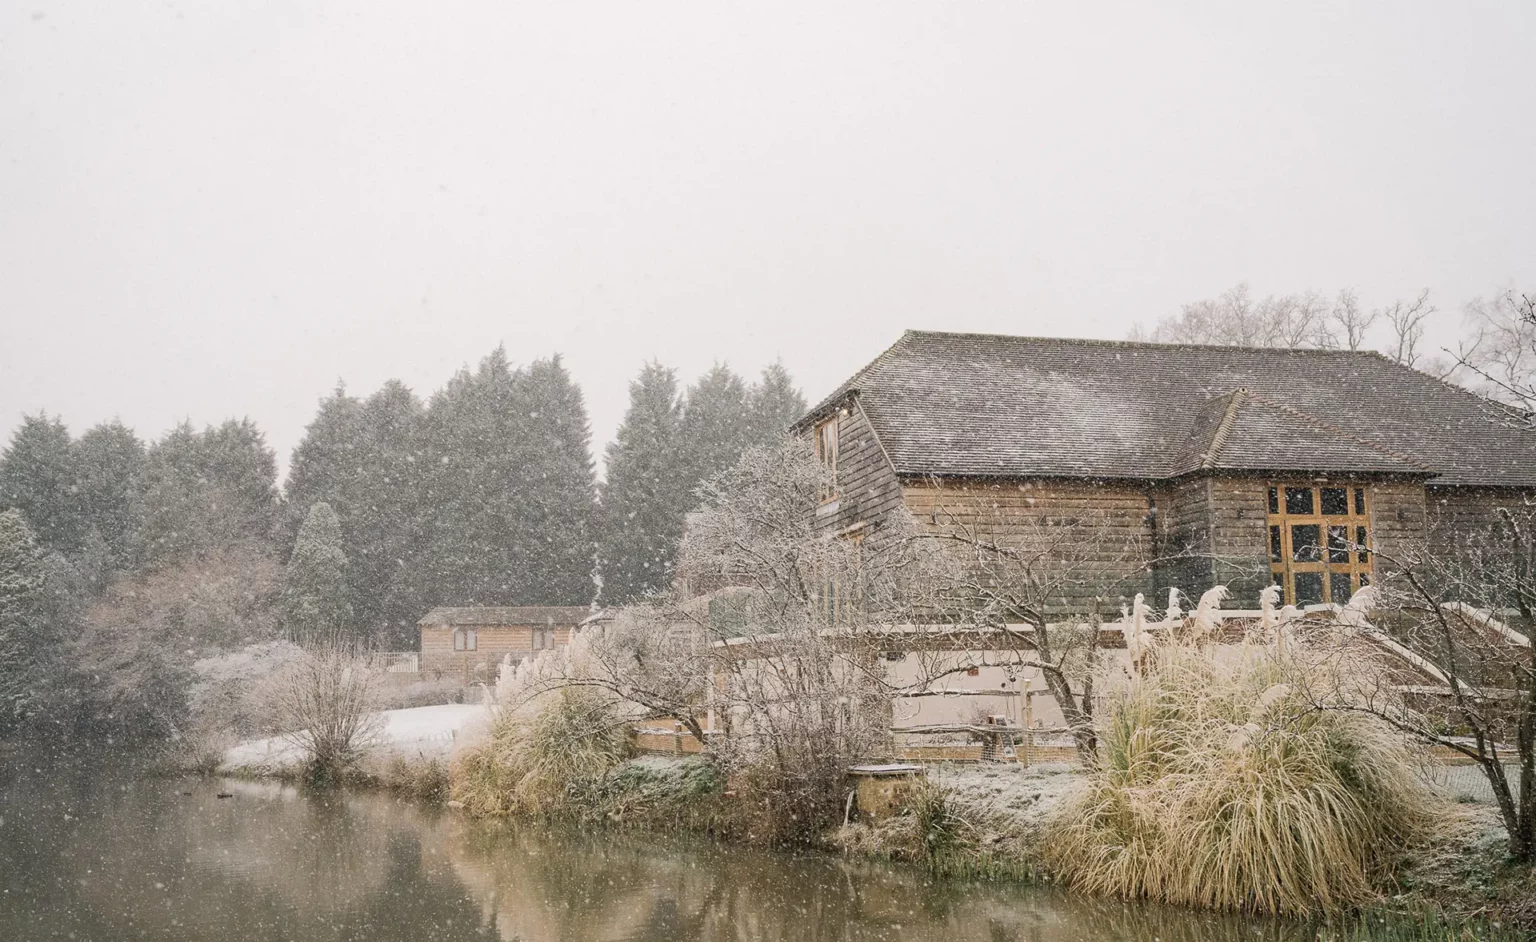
[418,606,592,627]
[801,330,1536,486]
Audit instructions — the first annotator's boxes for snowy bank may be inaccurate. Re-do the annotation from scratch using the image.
[220,703,491,776]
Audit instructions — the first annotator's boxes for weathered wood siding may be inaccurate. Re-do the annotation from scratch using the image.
[420,624,575,674]
[1425,485,1536,550]
[1370,482,1430,566]
[1204,477,1272,606]
[815,396,906,542]
[902,478,1156,615]
[1151,477,1215,604]
[807,405,1460,614]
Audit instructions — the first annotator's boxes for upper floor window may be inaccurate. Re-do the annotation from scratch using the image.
[814,417,839,502]
[453,628,478,652]
[1266,484,1372,607]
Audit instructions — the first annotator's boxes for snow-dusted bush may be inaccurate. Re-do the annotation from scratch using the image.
[185,640,304,760]
[1048,635,1444,916]
[451,686,630,817]
[266,639,381,785]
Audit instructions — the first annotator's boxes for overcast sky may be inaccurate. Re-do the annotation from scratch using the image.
[3,2,1533,480]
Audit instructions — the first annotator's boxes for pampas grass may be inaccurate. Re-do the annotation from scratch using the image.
[450,687,630,817]
[1048,639,1446,916]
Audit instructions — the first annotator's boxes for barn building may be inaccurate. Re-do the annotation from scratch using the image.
[795,330,1536,611]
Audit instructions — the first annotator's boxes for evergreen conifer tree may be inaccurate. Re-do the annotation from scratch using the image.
[678,364,752,502]
[279,502,354,645]
[746,361,808,444]
[284,381,428,645]
[134,419,280,567]
[200,418,281,533]
[416,349,597,608]
[0,510,53,728]
[75,420,146,574]
[597,362,686,603]
[284,384,362,541]
[351,381,428,645]
[514,356,598,605]
[0,414,87,557]
[417,348,522,606]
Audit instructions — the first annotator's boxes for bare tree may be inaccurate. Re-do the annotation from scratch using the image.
[1294,512,1536,861]
[1134,283,1338,349]
[1378,289,1438,369]
[1328,288,1377,352]
[1132,284,1454,374]
[268,637,381,784]
[1455,288,1536,421]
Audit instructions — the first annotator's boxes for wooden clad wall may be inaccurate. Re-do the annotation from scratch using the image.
[902,478,1156,615]
[1205,477,1271,606]
[816,397,905,543]
[1371,482,1430,564]
[419,624,576,674]
[1425,485,1535,552]
[1151,477,1216,603]
[1200,477,1432,606]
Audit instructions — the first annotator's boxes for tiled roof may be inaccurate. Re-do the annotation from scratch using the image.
[802,331,1536,486]
[418,606,592,627]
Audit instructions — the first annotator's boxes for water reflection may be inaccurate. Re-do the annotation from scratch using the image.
[0,765,1304,942]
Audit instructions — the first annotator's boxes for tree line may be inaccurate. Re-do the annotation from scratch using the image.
[0,350,803,738]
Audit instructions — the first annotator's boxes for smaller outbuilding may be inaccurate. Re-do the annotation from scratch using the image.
[417,606,591,676]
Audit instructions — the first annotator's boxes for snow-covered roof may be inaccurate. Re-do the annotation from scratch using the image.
[417,606,592,627]
[800,330,1536,486]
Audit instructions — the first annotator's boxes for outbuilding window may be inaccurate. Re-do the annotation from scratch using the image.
[453,628,477,652]
[814,417,839,502]
[1266,484,1372,607]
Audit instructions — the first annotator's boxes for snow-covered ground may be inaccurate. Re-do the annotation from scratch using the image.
[932,761,1084,836]
[220,703,491,775]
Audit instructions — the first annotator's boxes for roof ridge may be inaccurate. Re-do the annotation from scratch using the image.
[1200,388,1248,470]
[1241,389,1438,473]
[901,329,1383,357]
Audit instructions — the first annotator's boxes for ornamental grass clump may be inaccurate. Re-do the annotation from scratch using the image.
[450,687,631,818]
[1048,639,1445,917]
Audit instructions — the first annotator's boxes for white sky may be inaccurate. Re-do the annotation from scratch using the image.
[2,2,1533,480]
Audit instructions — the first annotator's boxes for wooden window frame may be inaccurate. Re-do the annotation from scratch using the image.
[1266,483,1373,607]
[814,417,839,503]
[453,628,478,652]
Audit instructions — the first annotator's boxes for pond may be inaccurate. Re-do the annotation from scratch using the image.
[0,763,1306,942]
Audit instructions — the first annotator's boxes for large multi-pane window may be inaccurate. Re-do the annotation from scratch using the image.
[1266,484,1372,606]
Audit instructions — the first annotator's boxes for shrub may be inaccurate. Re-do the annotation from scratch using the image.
[450,687,630,817]
[1048,640,1445,916]
[267,639,380,786]
[848,778,972,859]
[595,757,725,830]
[379,755,449,803]
[725,757,859,847]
